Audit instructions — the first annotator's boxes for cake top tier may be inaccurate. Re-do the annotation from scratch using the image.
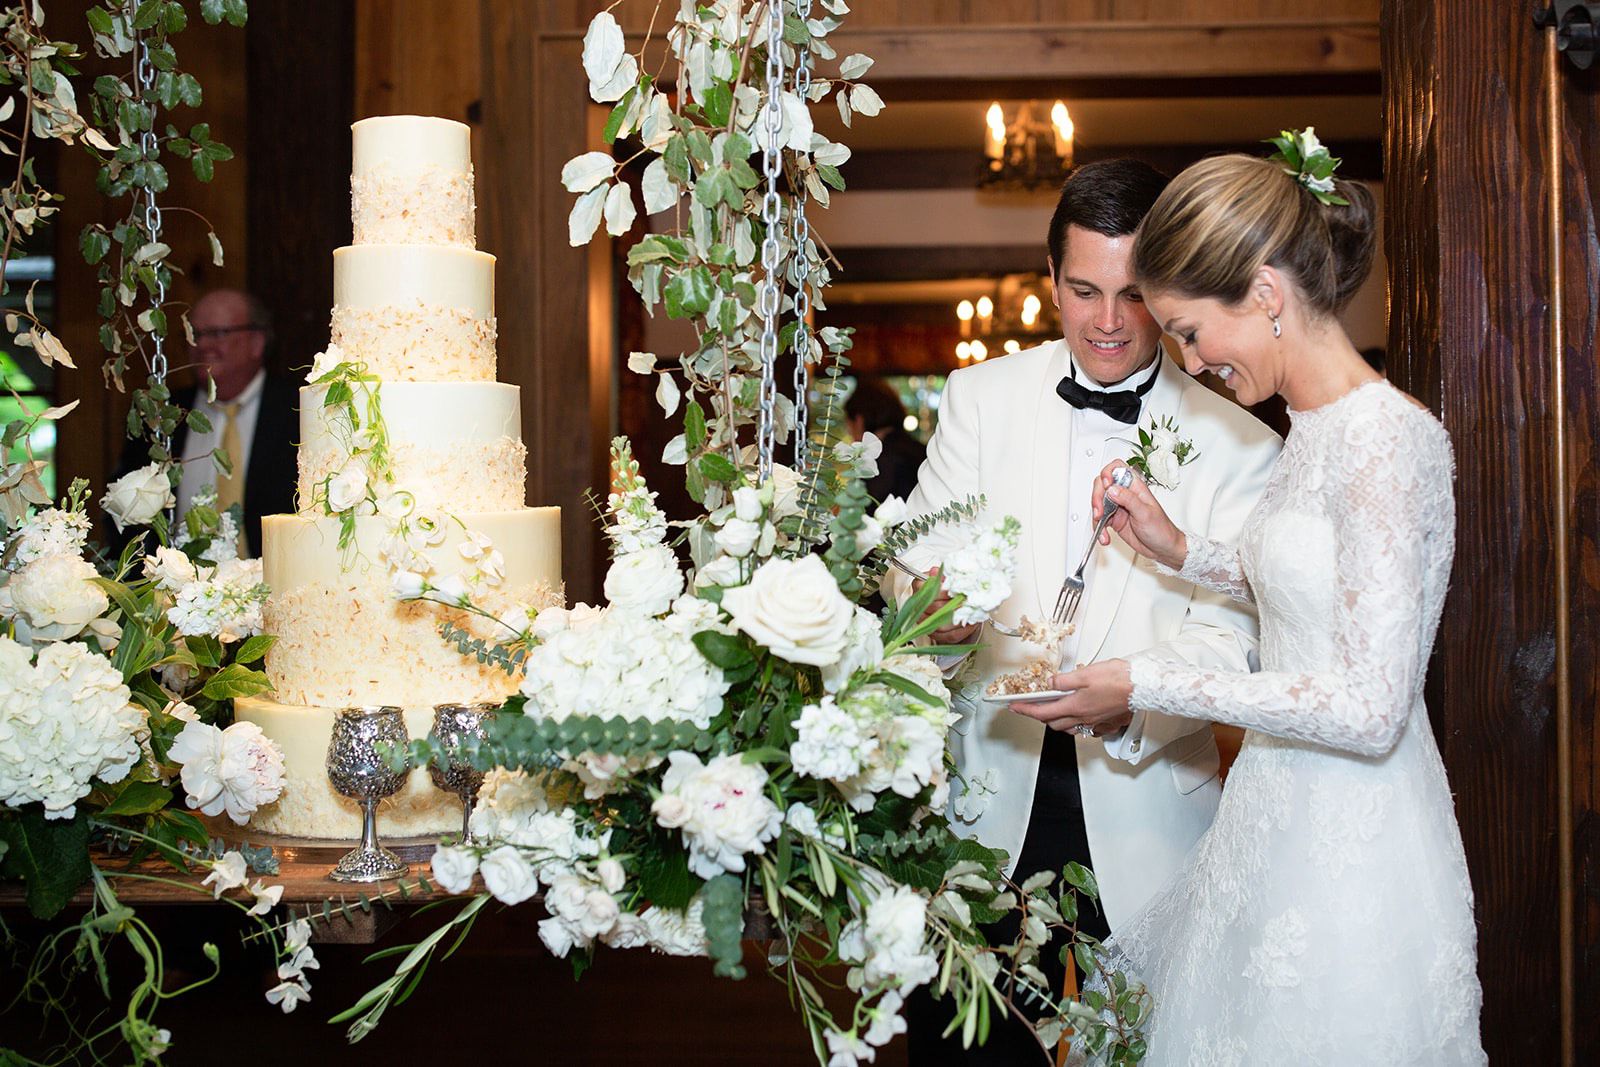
[352,115,472,178]
[350,115,476,249]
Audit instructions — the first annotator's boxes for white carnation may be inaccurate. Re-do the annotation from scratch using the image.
[479,845,538,905]
[167,720,286,825]
[652,751,782,880]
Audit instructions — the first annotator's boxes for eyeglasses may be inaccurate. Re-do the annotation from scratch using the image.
[189,324,265,345]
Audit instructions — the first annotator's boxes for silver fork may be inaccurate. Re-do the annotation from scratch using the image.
[1052,466,1135,626]
[887,556,1024,638]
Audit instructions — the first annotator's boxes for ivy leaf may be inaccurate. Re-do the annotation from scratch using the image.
[0,811,91,919]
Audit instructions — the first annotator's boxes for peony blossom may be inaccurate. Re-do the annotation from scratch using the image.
[101,462,173,532]
[4,552,110,642]
[603,544,684,616]
[167,720,286,825]
[652,751,782,880]
[721,555,854,667]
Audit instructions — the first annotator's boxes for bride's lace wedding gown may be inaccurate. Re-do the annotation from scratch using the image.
[1101,381,1484,1064]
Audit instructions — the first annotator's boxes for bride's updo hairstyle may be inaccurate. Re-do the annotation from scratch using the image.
[1131,153,1377,317]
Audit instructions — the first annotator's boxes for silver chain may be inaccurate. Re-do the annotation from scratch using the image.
[788,0,814,472]
[135,38,169,459]
[755,0,786,484]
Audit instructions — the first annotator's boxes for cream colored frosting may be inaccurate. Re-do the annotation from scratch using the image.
[299,437,528,515]
[352,115,471,177]
[333,245,494,317]
[351,165,476,248]
[234,696,461,839]
[300,382,521,455]
[329,301,497,382]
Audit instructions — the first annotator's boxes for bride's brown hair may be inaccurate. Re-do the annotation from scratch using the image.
[1131,153,1377,317]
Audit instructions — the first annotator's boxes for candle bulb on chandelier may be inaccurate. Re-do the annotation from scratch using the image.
[957,298,975,339]
[1051,100,1074,167]
[985,102,1006,162]
[976,295,994,332]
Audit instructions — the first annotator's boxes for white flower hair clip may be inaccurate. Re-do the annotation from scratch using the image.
[1265,126,1348,206]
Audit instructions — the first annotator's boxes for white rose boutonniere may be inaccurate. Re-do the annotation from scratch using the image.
[1124,414,1199,491]
[721,554,854,667]
[101,462,174,531]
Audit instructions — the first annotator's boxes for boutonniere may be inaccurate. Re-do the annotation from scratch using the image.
[1123,415,1198,490]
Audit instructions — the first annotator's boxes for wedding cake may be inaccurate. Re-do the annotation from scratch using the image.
[235,115,563,839]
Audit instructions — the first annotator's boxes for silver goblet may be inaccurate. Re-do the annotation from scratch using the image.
[428,702,498,841]
[327,705,411,883]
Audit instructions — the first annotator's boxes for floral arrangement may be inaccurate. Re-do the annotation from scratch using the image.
[341,5,1151,1063]
[1264,126,1346,205]
[1122,415,1198,491]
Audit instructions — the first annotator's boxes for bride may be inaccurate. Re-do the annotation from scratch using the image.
[1023,140,1486,1063]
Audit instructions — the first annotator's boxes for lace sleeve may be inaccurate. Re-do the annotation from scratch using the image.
[1129,412,1449,758]
[1154,534,1255,603]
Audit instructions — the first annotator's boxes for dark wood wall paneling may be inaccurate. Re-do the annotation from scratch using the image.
[1383,1,1596,1061]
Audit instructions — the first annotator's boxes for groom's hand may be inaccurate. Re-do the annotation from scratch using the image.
[915,569,981,645]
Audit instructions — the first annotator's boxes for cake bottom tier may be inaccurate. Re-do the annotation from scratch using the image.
[235,695,462,840]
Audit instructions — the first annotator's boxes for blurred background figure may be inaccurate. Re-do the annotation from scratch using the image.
[845,374,926,503]
[114,288,297,556]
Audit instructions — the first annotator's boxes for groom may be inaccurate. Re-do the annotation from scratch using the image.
[891,160,1281,1062]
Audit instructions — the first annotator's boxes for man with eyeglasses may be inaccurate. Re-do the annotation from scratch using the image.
[114,288,297,557]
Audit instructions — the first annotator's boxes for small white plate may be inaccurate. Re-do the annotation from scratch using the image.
[982,689,1074,705]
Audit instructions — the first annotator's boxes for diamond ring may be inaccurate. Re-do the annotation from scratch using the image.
[1069,724,1095,737]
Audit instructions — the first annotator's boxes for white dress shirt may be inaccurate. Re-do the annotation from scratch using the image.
[178,369,265,516]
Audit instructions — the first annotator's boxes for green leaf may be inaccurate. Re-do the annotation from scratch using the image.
[0,811,91,919]
[185,634,224,668]
[816,164,846,191]
[192,153,214,182]
[99,779,174,816]
[692,630,754,670]
[697,452,737,484]
[222,0,248,26]
[702,83,732,127]
[200,0,225,22]
[1062,861,1099,900]
[176,73,202,108]
[664,265,714,319]
[324,379,352,407]
[163,0,189,32]
[686,129,713,167]
[132,0,162,30]
[200,662,273,700]
[603,86,637,144]
[233,633,277,665]
[684,399,707,453]
[86,6,116,33]
[663,134,690,183]
[80,226,111,264]
[634,842,697,910]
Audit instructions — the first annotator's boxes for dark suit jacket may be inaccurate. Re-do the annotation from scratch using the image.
[865,427,927,505]
[112,373,300,557]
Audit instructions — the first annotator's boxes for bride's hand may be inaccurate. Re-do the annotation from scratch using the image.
[1092,462,1188,571]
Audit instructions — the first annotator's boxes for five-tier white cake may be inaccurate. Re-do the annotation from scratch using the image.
[235,115,563,840]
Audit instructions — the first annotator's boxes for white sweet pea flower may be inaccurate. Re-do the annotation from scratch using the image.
[431,845,480,894]
[874,496,909,528]
[201,851,249,898]
[101,462,173,532]
[433,573,470,607]
[247,880,283,916]
[376,489,415,520]
[264,979,311,1014]
[307,343,345,383]
[833,432,883,479]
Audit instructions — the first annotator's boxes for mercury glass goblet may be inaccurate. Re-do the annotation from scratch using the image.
[428,702,497,841]
[327,705,411,883]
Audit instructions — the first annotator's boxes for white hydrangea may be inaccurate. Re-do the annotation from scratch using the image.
[838,884,939,992]
[791,697,876,782]
[10,508,91,565]
[167,719,286,825]
[651,751,783,880]
[519,605,728,730]
[0,638,145,820]
[825,663,954,813]
[939,516,1021,626]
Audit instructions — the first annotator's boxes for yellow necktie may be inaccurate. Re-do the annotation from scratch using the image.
[215,400,244,518]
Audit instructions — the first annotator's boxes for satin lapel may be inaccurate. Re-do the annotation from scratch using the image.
[1028,341,1074,622]
[1075,356,1190,663]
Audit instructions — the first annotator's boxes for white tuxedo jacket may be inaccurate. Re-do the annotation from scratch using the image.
[889,340,1280,930]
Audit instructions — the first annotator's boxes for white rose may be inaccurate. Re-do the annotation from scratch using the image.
[142,546,198,593]
[694,553,743,589]
[874,496,909,528]
[603,545,684,616]
[713,517,761,558]
[721,555,853,667]
[768,464,803,518]
[497,605,532,639]
[101,463,173,532]
[479,846,538,905]
[732,486,763,522]
[1150,426,1180,452]
[538,916,580,958]
[855,515,885,554]
[1145,446,1182,488]
[389,571,426,600]
[578,888,621,938]
[430,845,480,894]
[7,553,109,640]
[531,606,571,639]
[324,459,369,513]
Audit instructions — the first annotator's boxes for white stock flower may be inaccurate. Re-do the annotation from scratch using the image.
[652,751,782,880]
[166,559,267,642]
[721,555,854,667]
[791,697,874,782]
[430,845,480,894]
[864,991,908,1047]
[939,517,1021,627]
[10,508,90,565]
[201,851,249,898]
[324,458,369,513]
[479,845,538,905]
[821,606,884,694]
[713,517,762,558]
[603,545,684,616]
[1145,446,1182,489]
[168,720,286,825]
[0,639,144,820]
[101,463,173,532]
[5,553,109,641]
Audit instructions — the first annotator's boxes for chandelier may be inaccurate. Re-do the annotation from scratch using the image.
[953,274,1055,365]
[980,100,1074,190]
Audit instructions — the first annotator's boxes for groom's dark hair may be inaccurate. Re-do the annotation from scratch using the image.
[1047,159,1171,279]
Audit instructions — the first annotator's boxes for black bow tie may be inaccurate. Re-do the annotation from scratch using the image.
[1055,363,1158,424]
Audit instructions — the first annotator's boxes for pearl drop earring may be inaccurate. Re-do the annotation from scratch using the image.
[1270,312,1282,339]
